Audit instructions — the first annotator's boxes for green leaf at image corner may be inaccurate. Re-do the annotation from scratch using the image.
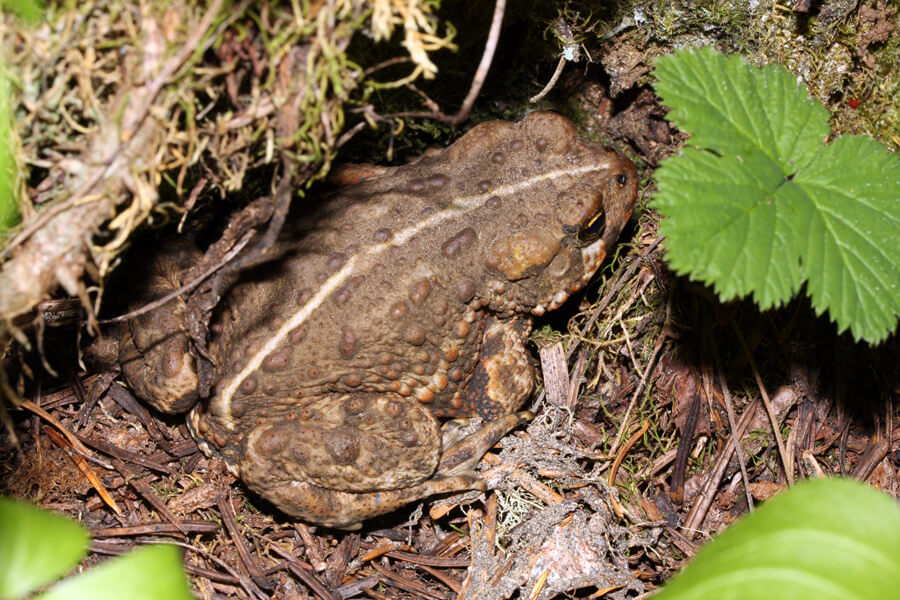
[655,478,900,600]
[653,46,831,173]
[1,1,44,25]
[36,545,192,600]
[0,147,18,234]
[0,497,88,600]
[0,70,20,234]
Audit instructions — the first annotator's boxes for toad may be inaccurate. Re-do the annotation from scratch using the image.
[119,111,637,528]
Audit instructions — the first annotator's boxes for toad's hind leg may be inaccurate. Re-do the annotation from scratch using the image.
[237,393,469,527]
[235,393,526,528]
[239,470,487,529]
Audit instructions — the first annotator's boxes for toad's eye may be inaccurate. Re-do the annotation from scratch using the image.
[614,173,627,186]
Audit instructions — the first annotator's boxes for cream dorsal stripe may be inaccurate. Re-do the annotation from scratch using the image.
[214,160,614,420]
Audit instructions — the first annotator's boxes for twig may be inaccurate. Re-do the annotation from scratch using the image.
[218,492,274,592]
[128,475,188,535]
[0,196,83,262]
[77,432,176,475]
[850,437,890,481]
[447,0,505,125]
[608,420,649,519]
[682,400,762,534]
[710,333,754,512]
[38,422,121,515]
[21,400,96,463]
[355,544,470,568]
[609,421,649,488]
[420,565,462,595]
[382,0,506,125]
[361,56,414,78]
[91,521,219,537]
[99,229,253,325]
[265,535,340,600]
[223,158,296,276]
[154,539,268,600]
[370,560,446,600]
[609,281,671,454]
[336,120,368,149]
[531,16,584,103]
[529,55,566,103]
[670,387,700,505]
[731,322,794,485]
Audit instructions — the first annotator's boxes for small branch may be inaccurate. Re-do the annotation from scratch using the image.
[529,55,566,103]
[682,399,761,534]
[361,56,414,78]
[732,321,794,485]
[711,333,755,512]
[381,0,506,125]
[609,279,671,455]
[99,230,254,325]
[446,0,505,125]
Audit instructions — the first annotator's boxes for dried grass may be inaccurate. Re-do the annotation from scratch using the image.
[0,0,454,341]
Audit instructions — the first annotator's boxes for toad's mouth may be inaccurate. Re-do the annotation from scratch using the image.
[580,200,632,286]
[530,232,614,318]
[576,209,606,246]
[580,235,612,286]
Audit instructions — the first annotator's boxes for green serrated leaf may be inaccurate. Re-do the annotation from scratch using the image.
[656,478,900,600]
[654,47,831,173]
[0,497,88,600]
[37,545,192,600]
[655,147,803,308]
[652,48,900,343]
[790,135,900,343]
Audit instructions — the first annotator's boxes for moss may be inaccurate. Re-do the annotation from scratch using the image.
[599,1,900,151]
[754,0,900,151]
